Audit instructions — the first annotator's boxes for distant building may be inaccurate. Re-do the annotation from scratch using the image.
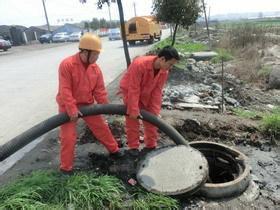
[35,25,60,32]
[0,25,11,38]
[0,23,83,45]
[24,26,48,43]
[53,23,82,35]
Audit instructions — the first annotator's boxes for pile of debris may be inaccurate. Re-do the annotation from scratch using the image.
[163,57,242,111]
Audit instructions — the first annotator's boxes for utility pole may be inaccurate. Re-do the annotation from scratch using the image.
[42,0,51,33]
[208,6,211,24]
[116,0,131,66]
[133,2,137,17]
[107,2,112,28]
[202,0,210,49]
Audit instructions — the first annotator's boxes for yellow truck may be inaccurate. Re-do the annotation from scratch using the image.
[125,16,161,45]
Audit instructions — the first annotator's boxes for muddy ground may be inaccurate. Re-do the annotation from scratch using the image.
[0,54,280,209]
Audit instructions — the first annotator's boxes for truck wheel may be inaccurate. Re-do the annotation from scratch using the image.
[128,41,135,46]
[148,36,154,44]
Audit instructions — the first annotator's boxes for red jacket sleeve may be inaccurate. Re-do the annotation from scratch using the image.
[126,60,143,116]
[93,67,109,104]
[148,72,168,115]
[58,62,78,116]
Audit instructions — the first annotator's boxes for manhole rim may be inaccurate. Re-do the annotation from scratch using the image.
[189,141,251,198]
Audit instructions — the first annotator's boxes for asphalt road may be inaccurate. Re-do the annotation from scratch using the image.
[0,30,169,145]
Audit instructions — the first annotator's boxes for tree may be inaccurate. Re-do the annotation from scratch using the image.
[90,18,100,30]
[84,21,90,32]
[99,18,107,28]
[110,20,120,28]
[153,0,201,46]
[80,0,131,66]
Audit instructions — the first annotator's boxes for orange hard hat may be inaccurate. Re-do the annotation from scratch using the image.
[79,33,102,52]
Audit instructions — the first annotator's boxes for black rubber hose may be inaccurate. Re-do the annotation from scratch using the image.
[0,104,188,162]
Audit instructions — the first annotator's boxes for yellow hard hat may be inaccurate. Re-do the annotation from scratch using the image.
[79,33,102,52]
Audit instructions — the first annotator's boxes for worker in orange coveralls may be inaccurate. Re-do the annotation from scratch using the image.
[56,33,123,174]
[119,46,180,156]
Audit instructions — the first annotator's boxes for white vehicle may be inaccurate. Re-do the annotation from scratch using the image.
[68,32,82,42]
[52,32,69,42]
[108,28,121,41]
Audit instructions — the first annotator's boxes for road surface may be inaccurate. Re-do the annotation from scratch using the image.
[0,30,169,145]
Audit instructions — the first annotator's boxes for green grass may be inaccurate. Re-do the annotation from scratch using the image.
[130,188,179,209]
[211,48,234,63]
[62,173,124,209]
[0,170,180,209]
[219,18,280,28]
[261,107,280,136]
[233,108,262,119]
[154,37,207,53]
[0,171,63,209]
[174,60,186,69]
[258,65,272,78]
[0,171,124,209]
[233,107,280,138]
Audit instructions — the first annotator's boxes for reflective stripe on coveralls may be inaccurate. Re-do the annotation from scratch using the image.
[120,56,169,149]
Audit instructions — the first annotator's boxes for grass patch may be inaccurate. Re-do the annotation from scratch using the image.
[233,107,280,138]
[174,60,186,69]
[261,107,280,137]
[130,188,179,209]
[211,48,234,63]
[0,171,63,209]
[154,37,207,53]
[62,173,124,209]
[0,170,180,209]
[233,108,263,119]
[257,65,272,78]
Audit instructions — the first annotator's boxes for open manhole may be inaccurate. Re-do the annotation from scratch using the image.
[189,141,251,198]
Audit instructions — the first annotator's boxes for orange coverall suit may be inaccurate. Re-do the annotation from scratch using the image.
[119,56,168,149]
[56,53,119,171]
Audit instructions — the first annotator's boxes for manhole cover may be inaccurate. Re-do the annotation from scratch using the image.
[137,145,208,195]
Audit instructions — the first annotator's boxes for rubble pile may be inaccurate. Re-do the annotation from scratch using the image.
[163,58,242,111]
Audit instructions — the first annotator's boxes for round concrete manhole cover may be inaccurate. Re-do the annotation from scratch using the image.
[137,145,209,195]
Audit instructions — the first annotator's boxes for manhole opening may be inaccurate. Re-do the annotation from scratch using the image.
[190,144,243,184]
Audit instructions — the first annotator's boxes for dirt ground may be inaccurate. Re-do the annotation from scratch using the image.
[0,53,279,209]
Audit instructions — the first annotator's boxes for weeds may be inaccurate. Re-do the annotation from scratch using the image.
[63,173,124,209]
[130,188,179,209]
[233,107,280,139]
[211,48,234,63]
[257,65,272,78]
[0,170,180,209]
[261,107,280,138]
[233,108,263,119]
[154,37,207,53]
[0,171,63,209]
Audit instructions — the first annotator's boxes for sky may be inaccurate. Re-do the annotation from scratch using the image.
[0,0,280,27]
